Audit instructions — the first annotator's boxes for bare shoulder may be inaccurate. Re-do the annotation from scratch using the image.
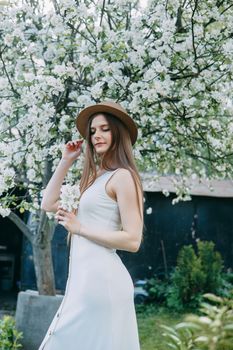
[116,168,132,177]
[111,168,143,216]
[112,168,134,183]
[110,168,139,192]
[105,169,133,201]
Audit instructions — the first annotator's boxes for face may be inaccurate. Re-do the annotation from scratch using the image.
[90,114,112,155]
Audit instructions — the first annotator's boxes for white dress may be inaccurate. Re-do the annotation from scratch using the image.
[39,169,141,350]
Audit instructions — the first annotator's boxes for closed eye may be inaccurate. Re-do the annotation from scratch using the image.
[90,128,110,135]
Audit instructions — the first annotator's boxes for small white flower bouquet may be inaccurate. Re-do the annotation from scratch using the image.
[60,184,81,212]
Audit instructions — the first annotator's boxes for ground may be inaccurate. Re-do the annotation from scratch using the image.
[136,304,183,350]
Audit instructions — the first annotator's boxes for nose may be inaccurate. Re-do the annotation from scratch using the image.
[94,129,102,139]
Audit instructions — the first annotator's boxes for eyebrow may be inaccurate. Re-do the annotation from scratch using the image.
[90,123,109,129]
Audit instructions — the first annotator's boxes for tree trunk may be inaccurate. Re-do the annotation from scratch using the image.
[32,242,56,295]
[8,162,58,295]
[29,210,57,295]
[9,209,57,295]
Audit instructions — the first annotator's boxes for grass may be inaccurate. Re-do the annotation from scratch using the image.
[136,304,184,350]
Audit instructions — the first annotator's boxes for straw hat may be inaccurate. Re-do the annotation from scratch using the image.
[76,100,138,145]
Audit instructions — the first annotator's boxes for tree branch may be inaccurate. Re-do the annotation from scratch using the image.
[100,0,106,26]
[8,211,33,242]
[0,48,20,97]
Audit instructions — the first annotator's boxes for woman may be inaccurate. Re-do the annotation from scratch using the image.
[39,100,144,350]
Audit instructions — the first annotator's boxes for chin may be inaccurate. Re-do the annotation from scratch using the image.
[95,146,110,154]
[96,150,107,155]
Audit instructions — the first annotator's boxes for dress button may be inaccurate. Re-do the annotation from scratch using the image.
[57,313,60,317]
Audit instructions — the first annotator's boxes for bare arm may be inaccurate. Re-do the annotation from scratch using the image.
[41,140,83,213]
[41,158,73,212]
[80,227,141,253]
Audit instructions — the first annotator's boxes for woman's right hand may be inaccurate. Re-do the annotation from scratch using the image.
[62,140,84,163]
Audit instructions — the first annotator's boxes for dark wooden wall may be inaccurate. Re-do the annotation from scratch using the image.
[0,191,232,293]
[119,192,233,280]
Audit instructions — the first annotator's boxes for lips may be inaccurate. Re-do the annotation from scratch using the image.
[95,143,106,146]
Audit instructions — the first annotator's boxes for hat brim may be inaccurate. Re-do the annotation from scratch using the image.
[76,104,138,145]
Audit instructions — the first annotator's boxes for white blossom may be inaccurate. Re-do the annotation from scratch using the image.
[60,184,81,212]
[0,0,232,214]
[0,206,10,217]
[0,100,13,115]
[0,78,9,90]
[146,207,152,215]
[4,34,14,46]
[27,169,36,181]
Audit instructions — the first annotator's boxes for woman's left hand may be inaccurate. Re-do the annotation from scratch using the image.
[55,206,81,235]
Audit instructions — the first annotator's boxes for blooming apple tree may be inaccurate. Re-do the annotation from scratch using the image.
[0,0,233,293]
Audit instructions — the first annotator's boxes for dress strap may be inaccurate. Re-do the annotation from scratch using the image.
[102,168,122,186]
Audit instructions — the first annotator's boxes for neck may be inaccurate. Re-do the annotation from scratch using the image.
[98,163,118,172]
[98,154,118,171]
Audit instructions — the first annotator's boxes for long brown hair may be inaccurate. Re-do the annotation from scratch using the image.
[67,112,144,244]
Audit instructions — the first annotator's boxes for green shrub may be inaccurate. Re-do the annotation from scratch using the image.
[219,271,233,298]
[197,240,223,291]
[145,275,169,304]
[0,315,23,350]
[144,241,230,312]
[161,293,233,350]
[166,241,223,310]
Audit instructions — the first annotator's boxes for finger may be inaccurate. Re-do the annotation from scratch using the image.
[55,215,68,221]
[74,141,83,150]
[60,216,68,222]
[58,221,67,228]
[56,210,65,216]
[55,214,65,221]
[75,140,83,146]
[58,206,67,211]
[67,141,75,148]
[59,221,67,228]
[57,207,74,216]
[58,206,67,210]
